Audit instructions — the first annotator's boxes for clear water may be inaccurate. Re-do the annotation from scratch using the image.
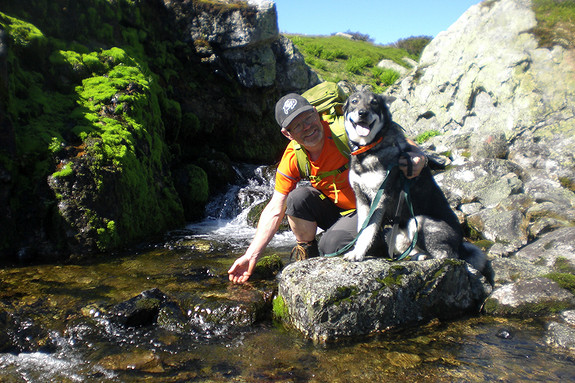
[1,165,574,382]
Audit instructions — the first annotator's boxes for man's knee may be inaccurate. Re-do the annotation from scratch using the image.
[286,186,317,213]
[319,229,355,255]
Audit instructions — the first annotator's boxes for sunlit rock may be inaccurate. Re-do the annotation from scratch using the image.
[484,277,575,317]
[275,258,491,342]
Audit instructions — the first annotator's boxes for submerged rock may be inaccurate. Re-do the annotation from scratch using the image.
[109,288,171,328]
[99,349,164,373]
[0,310,56,353]
[546,310,575,351]
[275,257,491,342]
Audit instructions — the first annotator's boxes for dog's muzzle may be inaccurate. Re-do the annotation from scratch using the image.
[350,118,376,137]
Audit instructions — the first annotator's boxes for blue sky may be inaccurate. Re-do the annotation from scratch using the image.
[273,0,483,45]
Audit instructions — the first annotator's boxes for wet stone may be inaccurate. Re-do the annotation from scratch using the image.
[99,349,164,373]
[109,288,168,327]
[0,310,56,353]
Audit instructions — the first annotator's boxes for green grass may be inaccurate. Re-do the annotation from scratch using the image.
[415,130,442,144]
[286,34,419,93]
[532,0,575,49]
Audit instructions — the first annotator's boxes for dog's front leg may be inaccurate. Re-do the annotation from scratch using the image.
[344,195,385,262]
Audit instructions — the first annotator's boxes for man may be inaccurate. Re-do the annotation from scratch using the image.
[228,93,426,284]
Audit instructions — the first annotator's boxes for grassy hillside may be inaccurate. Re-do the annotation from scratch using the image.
[532,0,575,49]
[288,0,575,92]
[286,34,421,93]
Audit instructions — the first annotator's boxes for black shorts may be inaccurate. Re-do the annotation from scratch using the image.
[285,186,358,255]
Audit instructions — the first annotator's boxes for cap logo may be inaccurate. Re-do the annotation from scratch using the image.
[283,99,297,115]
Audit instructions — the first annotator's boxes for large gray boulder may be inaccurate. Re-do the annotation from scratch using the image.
[275,258,491,342]
[384,0,575,268]
[168,0,319,91]
[388,0,575,183]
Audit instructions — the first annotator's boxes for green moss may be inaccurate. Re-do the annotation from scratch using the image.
[0,12,44,47]
[482,298,499,314]
[473,239,495,252]
[544,272,575,294]
[415,130,442,144]
[553,257,575,274]
[272,295,288,320]
[56,46,184,250]
[559,176,575,192]
[485,294,573,317]
[377,265,410,289]
[52,163,74,178]
[252,254,283,280]
[331,286,359,306]
[377,273,404,288]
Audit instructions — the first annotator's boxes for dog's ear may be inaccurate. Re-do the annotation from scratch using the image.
[380,95,396,108]
[376,94,394,122]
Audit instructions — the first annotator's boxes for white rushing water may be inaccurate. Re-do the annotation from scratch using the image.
[185,164,296,249]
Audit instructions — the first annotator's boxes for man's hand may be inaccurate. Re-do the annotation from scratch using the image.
[399,151,427,179]
[228,254,258,284]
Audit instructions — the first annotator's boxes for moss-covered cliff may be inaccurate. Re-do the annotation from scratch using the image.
[0,0,292,261]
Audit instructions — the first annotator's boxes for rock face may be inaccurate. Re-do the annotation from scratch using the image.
[0,0,319,259]
[388,0,575,187]
[389,0,575,164]
[276,258,491,342]
[385,0,575,265]
[167,0,319,91]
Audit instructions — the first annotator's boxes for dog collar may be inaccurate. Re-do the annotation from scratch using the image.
[351,137,383,156]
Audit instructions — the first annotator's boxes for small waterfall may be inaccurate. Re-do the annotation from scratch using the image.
[185,164,295,249]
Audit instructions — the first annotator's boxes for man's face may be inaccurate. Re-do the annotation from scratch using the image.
[282,110,324,149]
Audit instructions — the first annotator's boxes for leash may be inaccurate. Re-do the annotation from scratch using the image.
[323,168,418,260]
[323,168,391,258]
[388,177,418,261]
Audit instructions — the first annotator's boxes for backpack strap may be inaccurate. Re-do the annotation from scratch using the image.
[293,142,311,179]
[328,115,351,158]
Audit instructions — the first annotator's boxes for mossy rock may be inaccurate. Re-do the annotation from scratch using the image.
[252,254,284,280]
[172,164,209,221]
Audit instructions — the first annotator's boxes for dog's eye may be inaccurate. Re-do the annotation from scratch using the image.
[351,98,358,104]
[370,99,378,106]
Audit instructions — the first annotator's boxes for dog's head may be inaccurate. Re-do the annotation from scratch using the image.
[343,90,394,146]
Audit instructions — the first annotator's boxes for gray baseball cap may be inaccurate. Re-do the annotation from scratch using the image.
[275,93,314,130]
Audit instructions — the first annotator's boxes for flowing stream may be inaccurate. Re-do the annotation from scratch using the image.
[0,165,574,382]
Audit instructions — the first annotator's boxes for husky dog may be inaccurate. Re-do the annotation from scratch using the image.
[342,90,486,272]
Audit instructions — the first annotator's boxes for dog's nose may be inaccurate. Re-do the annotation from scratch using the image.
[358,109,368,119]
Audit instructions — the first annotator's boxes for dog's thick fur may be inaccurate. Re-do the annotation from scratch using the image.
[342,90,486,272]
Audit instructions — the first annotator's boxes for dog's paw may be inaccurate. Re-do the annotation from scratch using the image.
[343,250,365,262]
[411,253,428,261]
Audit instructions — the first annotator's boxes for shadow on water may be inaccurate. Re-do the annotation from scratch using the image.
[1,165,574,382]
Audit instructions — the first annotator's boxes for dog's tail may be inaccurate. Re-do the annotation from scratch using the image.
[460,241,487,273]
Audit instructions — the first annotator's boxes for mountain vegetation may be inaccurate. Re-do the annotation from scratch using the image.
[286,34,429,93]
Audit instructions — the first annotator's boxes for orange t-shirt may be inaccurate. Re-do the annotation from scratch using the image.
[275,121,356,210]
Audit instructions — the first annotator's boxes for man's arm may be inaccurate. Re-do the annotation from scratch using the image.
[228,190,288,284]
[399,138,428,179]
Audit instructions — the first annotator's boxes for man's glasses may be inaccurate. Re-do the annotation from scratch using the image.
[286,113,317,135]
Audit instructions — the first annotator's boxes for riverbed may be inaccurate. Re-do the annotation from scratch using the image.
[1,165,574,382]
[1,235,574,382]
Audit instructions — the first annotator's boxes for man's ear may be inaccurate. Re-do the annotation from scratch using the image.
[281,129,293,140]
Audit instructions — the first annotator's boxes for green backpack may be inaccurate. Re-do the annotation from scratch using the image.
[295,82,351,181]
